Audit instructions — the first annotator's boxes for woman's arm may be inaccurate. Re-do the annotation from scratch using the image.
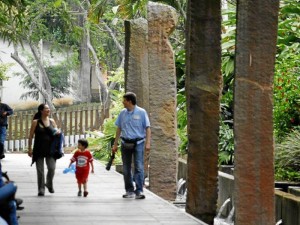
[28,120,37,157]
[50,118,58,128]
[50,118,61,134]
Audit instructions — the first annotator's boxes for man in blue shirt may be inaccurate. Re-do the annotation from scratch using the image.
[0,100,13,159]
[112,92,151,199]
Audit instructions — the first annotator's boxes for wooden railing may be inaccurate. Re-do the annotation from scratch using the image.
[5,104,102,151]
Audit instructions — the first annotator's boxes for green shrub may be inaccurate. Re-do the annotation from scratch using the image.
[87,118,122,164]
[273,52,300,141]
[273,0,300,141]
[177,90,187,156]
[275,127,300,181]
[218,121,234,165]
[87,69,125,164]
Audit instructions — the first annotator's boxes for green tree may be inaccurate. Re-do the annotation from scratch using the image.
[16,63,72,100]
[115,0,186,19]
[273,0,300,140]
[9,0,80,112]
[0,0,27,44]
[0,63,12,81]
[218,0,300,165]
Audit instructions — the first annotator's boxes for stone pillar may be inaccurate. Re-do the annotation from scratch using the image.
[147,2,178,200]
[234,1,279,225]
[124,18,149,112]
[185,0,222,224]
[124,18,150,179]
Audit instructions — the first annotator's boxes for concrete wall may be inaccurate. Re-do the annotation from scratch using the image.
[217,171,234,217]
[0,40,33,104]
[0,39,97,105]
[275,189,300,225]
[177,158,187,181]
[288,187,300,197]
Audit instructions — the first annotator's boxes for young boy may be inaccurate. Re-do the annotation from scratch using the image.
[68,139,94,197]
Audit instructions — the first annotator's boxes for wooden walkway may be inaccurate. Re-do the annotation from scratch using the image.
[1,154,207,225]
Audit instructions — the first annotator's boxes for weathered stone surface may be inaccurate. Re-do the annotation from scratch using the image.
[124,18,149,112]
[234,1,279,225]
[78,17,91,102]
[185,1,222,224]
[124,18,151,183]
[147,1,178,201]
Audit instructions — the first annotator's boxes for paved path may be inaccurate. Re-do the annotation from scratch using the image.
[1,154,206,225]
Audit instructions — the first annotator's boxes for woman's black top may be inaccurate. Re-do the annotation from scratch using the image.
[33,119,54,157]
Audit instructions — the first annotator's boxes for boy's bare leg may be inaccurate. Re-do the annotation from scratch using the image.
[77,183,82,196]
[83,183,88,197]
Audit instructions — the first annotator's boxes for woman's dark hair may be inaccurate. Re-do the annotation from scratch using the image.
[78,138,89,148]
[33,104,46,120]
[123,92,137,105]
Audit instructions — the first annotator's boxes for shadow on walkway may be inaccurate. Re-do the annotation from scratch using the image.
[1,154,206,225]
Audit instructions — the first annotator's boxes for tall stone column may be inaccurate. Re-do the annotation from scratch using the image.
[124,18,149,112]
[124,18,150,179]
[185,0,222,224]
[234,1,279,225]
[147,2,178,200]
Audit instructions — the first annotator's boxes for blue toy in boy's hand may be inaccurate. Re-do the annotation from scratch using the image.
[63,164,76,174]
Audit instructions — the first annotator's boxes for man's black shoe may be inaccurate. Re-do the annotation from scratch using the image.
[135,193,145,199]
[17,206,24,210]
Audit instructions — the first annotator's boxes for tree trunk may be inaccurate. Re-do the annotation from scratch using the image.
[233,1,279,224]
[38,39,45,103]
[185,0,222,224]
[29,42,53,101]
[87,39,110,128]
[78,9,91,103]
[91,22,125,128]
[11,46,58,122]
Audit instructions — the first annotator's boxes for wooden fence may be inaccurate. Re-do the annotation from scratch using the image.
[5,104,102,152]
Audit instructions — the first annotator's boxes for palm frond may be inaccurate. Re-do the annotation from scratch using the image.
[0,0,27,45]
[116,0,148,19]
[88,0,110,23]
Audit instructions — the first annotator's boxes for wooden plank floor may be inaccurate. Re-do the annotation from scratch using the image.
[1,153,207,225]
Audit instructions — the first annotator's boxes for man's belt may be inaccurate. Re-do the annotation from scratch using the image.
[121,137,144,143]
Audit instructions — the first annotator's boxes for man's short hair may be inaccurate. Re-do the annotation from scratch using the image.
[123,92,137,105]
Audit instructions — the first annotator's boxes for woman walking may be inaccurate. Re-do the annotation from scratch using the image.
[28,104,60,196]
